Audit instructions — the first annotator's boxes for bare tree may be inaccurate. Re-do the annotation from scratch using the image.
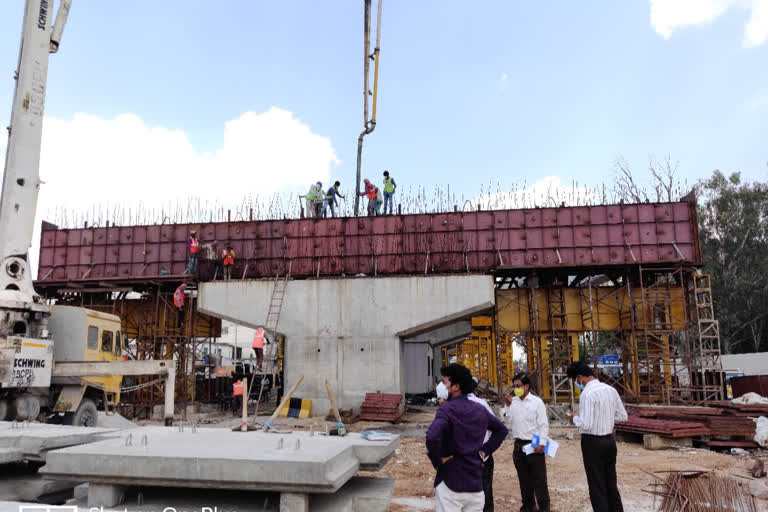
[612,154,688,203]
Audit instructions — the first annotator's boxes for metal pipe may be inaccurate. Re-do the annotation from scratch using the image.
[355,0,373,216]
[370,0,382,124]
[50,0,72,53]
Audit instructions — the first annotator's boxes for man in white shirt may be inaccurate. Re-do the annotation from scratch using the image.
[468,378,496,512]
[567,361,627,512]
[500,373,550,512]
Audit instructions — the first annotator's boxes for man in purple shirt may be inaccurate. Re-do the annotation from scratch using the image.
[426,364,508,511]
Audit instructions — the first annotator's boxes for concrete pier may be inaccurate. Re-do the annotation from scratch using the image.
[199,274,494,412]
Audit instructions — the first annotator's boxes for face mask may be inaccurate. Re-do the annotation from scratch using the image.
[575,379,584,391]
[436,381,449,400]
[513,387,524,398]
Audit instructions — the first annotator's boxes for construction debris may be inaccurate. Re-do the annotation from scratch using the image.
[645,470,757,512]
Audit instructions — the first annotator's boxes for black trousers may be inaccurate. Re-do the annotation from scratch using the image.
[482,454,494,512]
[512,439,550,512]
[581,434,624,512]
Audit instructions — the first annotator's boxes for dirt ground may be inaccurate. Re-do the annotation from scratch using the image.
[148,404,768,512]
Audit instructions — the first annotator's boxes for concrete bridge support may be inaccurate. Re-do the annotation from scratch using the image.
[198,275,494,414]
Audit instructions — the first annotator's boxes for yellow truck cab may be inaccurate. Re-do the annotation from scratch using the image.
[48,305,124,425]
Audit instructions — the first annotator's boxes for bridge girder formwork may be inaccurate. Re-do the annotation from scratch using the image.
[47,282,221,418]
[490,265,723,404]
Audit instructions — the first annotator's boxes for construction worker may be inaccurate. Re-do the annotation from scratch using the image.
[187,231,199,275]
[357,179,376,216]
[173,283,186,328]
[222,244,235,281]
[321,181,345,218]
[374,186,384,216]
[382,170,397,215]
[312,181,324,218]
[303,182,322,218]
[252,330,270,370]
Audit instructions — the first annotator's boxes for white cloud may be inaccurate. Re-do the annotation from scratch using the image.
[1,107,338,271]
[649,0,768,47]
[35,107,338,222]
[498,72,509,92]
[472,176,598,211]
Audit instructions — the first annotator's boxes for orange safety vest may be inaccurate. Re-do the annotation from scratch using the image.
[252,329,265,349]
[222,249,235,266]
[189,238,199,254]
[173,289,184,308]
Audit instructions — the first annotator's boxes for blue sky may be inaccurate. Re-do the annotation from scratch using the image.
[1,1,767,226]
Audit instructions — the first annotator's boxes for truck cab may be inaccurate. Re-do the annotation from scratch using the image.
[47,306,124,425]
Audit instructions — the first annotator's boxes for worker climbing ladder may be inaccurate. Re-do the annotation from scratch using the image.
[248,262,292,412]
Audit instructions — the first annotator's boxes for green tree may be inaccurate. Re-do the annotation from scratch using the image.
[698,171,768,354]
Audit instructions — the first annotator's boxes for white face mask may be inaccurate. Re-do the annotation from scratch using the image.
[436,381,449,400]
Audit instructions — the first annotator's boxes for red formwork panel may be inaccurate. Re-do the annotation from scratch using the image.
[36,201,703,283]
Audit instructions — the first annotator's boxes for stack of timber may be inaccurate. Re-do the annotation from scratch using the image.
[618,403,764,448]
[359,393,403,422]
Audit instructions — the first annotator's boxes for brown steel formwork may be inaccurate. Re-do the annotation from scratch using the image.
[36,202,702,283]
[35,200,718,407]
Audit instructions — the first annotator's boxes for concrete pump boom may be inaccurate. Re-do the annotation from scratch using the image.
[0,0,70,308]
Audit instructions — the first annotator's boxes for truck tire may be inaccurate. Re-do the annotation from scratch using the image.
[0,399,14,421]
[72,398,98,427]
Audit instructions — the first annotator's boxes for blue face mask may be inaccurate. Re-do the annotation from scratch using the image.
[575,380,584,390]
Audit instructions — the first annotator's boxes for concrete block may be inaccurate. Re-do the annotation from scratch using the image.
[88,483,125,507]
[74,483,89,501]
[0,448,21,464]
[0,464,80,502]
[40,426,395,494]
[311,476,394,512]
[643,434,693,450]
[151,405,164,420]
[280,492,309,512]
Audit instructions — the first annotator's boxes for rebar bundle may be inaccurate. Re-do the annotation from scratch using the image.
[645,470,757,512]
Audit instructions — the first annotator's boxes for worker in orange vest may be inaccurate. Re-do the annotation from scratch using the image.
[187,230,199,275]
[252,329,270,370]
[222,244,235,281]
[357,179,376,216]
[173,283,187,328]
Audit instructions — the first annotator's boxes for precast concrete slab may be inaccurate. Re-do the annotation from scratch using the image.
[291,431,399,471]
[199,274,494,413]
[40,427,399,497]
[0,422,120,459]
[0,448,21,464]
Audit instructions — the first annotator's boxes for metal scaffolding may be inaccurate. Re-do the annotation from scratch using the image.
[46,280,221,418]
